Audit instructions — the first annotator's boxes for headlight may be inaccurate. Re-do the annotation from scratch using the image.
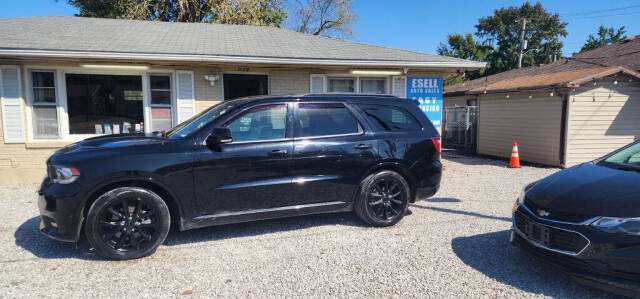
[591,217,640,236]
[513,181,538,213]
[50,165,80,184]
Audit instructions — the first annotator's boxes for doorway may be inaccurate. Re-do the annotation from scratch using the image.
[223,74,268,100]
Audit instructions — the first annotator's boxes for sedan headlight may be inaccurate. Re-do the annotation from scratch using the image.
[50,165,80,184]
[513,181,538,213]
[591,217,640,236]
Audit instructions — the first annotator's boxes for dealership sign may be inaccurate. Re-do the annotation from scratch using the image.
[406,77,442,129]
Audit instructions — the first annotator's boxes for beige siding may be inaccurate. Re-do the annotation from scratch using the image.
[193,68,223,113]
[444,95,476,107]
[269,70,311,95]
[565,77,640,166]
[477,91,563,166]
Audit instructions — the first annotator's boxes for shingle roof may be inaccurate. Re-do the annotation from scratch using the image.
[466,66,640,94]
[445,35,640,95]
[0,16,485,68]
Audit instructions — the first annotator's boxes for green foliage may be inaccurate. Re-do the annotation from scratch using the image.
[438,2,567,85]
[65,0,287,26]
[437,33,491,85]
[476,2,566,75]
[579,26,626,53]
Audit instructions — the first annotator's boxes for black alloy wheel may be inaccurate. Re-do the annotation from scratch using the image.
[86,187,170,260]
[367,178,405,221]
[99,197,158,252]
[355,170,410,227]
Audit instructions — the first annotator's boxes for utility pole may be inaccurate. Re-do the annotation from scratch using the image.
[517,18,527,68]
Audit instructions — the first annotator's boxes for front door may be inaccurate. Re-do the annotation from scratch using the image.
[290,102,378,205]
[223,74,268,100]
[193,103,293,216]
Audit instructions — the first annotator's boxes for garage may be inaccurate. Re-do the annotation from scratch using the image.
[444,36,640,167]
[477,91,564,166]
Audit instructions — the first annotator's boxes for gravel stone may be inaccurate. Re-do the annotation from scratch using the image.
[0,152,617,298]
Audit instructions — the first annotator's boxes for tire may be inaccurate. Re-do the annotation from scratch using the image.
[85,187,170,260]
[354,170,410,227]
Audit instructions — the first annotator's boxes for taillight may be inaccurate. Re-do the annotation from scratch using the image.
[431,136,441,152]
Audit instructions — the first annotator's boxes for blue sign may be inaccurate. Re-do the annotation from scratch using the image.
[406,77,442,129]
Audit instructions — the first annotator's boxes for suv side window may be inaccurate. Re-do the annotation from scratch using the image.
[225,104,287,142]
[359,104,421,132]
[296,103,361,137]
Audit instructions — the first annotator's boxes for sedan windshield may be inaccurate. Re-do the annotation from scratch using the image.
[166,101,238,139]
[599,142,640,172]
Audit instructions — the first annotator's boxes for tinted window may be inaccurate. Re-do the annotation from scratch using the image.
[226,104,287,142]
[296,103,360,137]
[360,104,421,131]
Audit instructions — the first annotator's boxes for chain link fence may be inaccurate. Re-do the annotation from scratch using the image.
[443,106,477,150]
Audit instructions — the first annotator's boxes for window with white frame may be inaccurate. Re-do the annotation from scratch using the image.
[27,69,180,140]
[66,74,144,135]
[359,78,386,94]
[149,74,173,132]
[31,71,59,139]
[327,77,355,93]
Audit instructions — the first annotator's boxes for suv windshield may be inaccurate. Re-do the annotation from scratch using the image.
[599,142,640,172]
[166,101,238,139]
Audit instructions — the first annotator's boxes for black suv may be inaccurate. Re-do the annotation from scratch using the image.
[38,94,442,260]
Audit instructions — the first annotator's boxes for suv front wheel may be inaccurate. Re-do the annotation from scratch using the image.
[354,170,410,227]
[85,187,170,260]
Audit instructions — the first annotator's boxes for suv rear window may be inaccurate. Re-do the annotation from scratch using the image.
[359,104,421,131]
[296,103,360,137]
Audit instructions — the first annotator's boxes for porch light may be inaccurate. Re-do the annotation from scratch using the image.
[349,70,403,76]
[79,64,150,70]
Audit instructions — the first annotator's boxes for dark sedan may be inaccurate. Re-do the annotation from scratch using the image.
[511,141,640,297]
[38,94,442,260]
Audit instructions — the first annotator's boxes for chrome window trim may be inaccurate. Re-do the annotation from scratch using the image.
[513,212,591,256]
[194,201,346,221]
[293,131,364,140]
[227,137,292,145]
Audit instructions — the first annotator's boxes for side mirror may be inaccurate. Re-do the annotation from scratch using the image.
[205,127,232,150]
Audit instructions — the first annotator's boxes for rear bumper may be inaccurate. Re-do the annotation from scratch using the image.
[412,159,442,201]
[511,229,640,297]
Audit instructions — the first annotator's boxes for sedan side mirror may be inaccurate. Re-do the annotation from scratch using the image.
[205,127,233,150]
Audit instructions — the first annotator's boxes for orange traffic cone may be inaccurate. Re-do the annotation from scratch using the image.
[508,142,521,168]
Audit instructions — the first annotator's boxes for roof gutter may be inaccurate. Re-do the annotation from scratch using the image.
[0,49,487,69]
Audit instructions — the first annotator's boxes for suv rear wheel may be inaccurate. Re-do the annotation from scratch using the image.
[85,187,170,260]
[354,170,410,227]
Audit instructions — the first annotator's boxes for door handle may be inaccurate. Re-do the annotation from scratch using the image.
[354,144,372,150]
[268,149,288,156]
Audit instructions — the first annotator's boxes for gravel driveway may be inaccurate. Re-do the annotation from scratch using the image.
[0,152,617,298]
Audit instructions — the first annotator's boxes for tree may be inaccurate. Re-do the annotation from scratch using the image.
[64,0,287,26]
[437,33,491,85]
[475,2,567,75]
[287,0,356,38]
[580,26,626,53]
[438,2,567,85]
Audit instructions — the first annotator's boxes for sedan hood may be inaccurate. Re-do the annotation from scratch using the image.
[527,163,640,218]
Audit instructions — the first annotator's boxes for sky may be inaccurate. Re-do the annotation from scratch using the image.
[1,0,639,57]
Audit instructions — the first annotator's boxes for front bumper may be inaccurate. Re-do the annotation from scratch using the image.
[37,178,84,242]
[511,205,640,297]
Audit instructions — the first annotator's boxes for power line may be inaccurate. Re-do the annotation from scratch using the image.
[560,4,640,17]
[563,11,640,20]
